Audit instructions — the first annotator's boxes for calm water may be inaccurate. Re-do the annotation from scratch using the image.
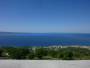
[0,33,90,47]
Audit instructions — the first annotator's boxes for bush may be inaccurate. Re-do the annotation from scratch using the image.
[5,47,29,59]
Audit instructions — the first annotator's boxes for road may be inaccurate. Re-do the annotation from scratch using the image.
[0,60,90,68]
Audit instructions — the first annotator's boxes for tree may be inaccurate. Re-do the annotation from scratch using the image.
[26,48,35,59]
[6,47,29,59]
[0,48,3,57]
[35,48,48,59]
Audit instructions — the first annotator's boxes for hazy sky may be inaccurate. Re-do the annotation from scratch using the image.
[0,0,90,33]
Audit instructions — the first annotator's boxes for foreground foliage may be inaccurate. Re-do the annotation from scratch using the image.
[0,46,90,60]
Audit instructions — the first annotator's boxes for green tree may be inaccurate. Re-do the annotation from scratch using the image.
[0,48,3,57]
[35,48,48,59]
[6,47,29,59]
[26,48,35,59]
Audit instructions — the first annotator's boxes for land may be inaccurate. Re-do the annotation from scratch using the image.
[0,46,90,60]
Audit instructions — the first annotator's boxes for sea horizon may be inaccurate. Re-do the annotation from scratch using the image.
[0,32,90,47]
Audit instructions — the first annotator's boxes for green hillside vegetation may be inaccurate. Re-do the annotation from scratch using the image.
[0,46,90,60]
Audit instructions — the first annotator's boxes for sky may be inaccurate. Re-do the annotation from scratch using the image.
[0,0,90,33]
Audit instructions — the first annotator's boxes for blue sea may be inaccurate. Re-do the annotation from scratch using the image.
[0,32,90,47]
